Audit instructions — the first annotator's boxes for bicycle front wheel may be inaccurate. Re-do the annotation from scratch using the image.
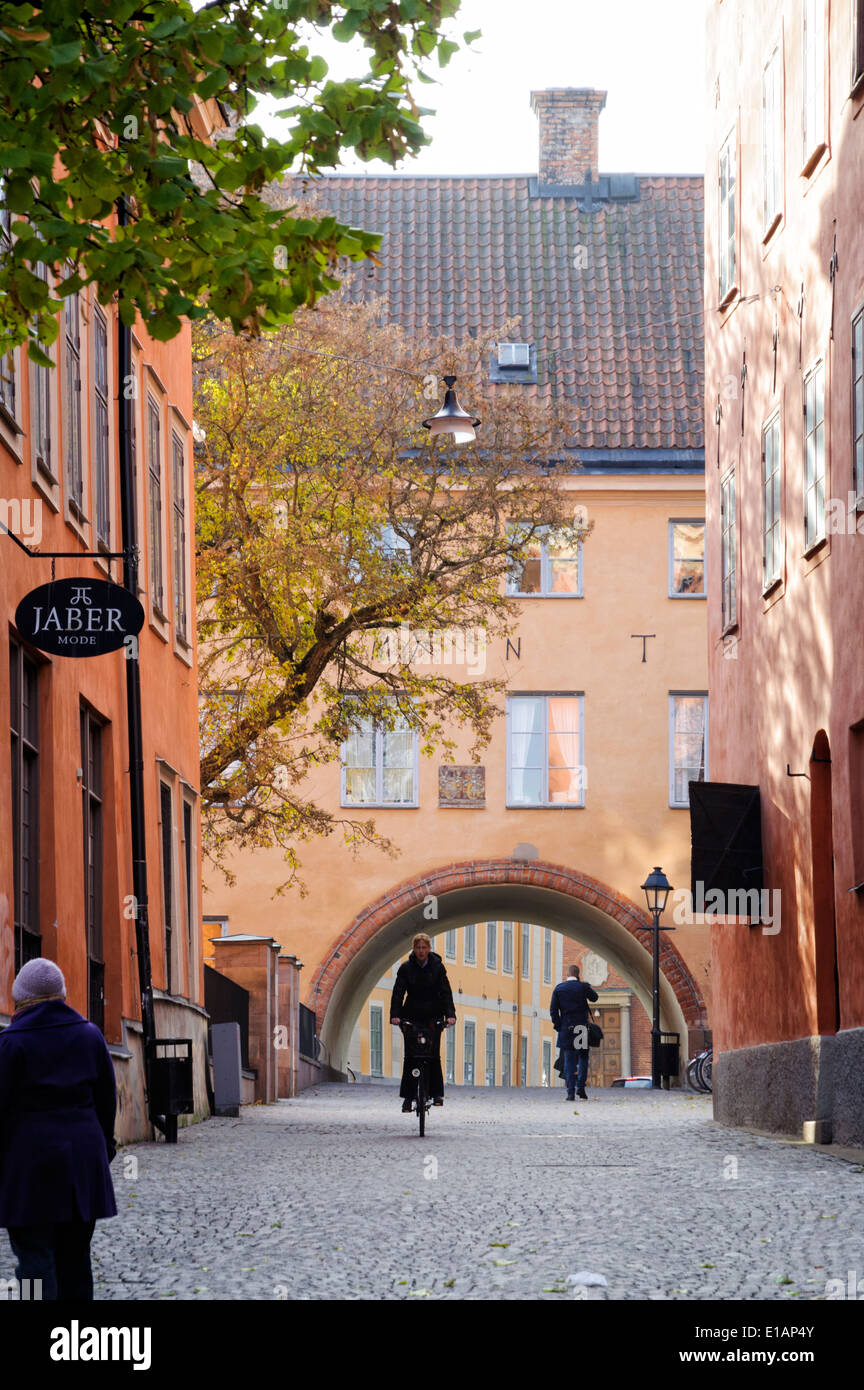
[417,1068,426,1137]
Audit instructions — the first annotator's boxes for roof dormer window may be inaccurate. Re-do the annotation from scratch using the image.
[497,342,531,369]
[490,341,537,384]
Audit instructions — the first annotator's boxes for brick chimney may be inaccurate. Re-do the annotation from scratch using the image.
[530,88,607,187]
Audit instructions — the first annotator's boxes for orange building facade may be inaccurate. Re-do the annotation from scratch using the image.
[704,0,864,1143]
[204,90,712,1090]
[0,188,211,1139]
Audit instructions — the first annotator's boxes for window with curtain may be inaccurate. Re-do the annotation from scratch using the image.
[804,362,826,548]
[721,468,737,629]
[762,45,783,232]
[670,694,708,808]
[668,520,705,596]
[507,694,584,806]
[341,700,417,806]
[507,524,583,596]
[718,130,737,301]
[762,414,782,588]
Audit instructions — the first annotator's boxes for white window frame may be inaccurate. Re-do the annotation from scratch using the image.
[854,306,864,504]
[506,525,584,598]
[484,1026,496,1087]
[463,1018,476,1086]
[668,519,706,598]
[64,291,86,521]
[444,1021,456,1084]
[0,183,23,456]
[501,1028,513,1088]
[340,701,420,809]
[502,921,514,975]
[520,1033,529,1086]
[464,921,476,965]
[444,929,457,960]
[669,693,709,809]
[762,412,783,590]
[542,1038,552,1088]
[718,129,737,303]
[506,693,585,808]
[369,1003,383,1077]
[543,928,552,984]
[498,342,531,368]
[762,44,783,235]
[803,359,826,549]
[485,921,497,972]
[29,265,58,489]
[520,923,530,978]
[171,428,189,644]
[803,0,827,168]
[147,391,165,616]
[92,304,111,550]
[720,466,737,631]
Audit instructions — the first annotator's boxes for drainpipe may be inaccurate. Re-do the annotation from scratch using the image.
[515,924,523,1085]
[116,196,157,1113]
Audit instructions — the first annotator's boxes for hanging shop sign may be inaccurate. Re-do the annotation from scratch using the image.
[14,577,145,657]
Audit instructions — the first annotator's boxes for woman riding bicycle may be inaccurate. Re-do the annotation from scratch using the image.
[390,933,456,1113]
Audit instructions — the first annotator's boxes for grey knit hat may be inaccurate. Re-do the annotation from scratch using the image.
[12,957,66,1004]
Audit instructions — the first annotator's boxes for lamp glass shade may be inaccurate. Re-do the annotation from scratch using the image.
[423,379,480,446]
[641,866,672,915]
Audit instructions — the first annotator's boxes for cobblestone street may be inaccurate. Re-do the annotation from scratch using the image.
[4,1084,862,1302]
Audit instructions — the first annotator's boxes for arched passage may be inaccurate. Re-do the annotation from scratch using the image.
[307,859,708,1071]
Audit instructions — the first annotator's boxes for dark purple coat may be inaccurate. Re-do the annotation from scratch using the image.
[0,1000,117,1226]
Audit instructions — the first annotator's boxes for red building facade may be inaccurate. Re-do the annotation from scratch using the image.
[705,0,864,1143]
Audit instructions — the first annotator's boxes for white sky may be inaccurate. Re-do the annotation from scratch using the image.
[255,0,707,177]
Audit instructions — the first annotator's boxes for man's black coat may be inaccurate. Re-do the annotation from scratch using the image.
[549,977,599,1051]
[390,951,455,1023]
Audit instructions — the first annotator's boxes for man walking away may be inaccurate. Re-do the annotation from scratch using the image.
[550,964,598,1102]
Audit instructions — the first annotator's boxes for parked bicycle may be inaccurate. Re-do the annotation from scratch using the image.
[686,1046,713,1093]
[400,1019,445,1136]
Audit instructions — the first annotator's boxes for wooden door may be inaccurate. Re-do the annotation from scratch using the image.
[587,1007,622,1088]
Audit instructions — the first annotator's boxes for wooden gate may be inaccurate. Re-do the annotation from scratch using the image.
[587,1007,622,1088]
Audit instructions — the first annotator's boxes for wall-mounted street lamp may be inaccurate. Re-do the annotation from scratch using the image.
[422,375,481,445]
[641,865,673,1090]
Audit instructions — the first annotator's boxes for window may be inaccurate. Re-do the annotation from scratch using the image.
[762,46,783,233]
[498,342,531,368]
[521,923,530,978]
[521,1034,528,1086]
[485,1027,496,1086]
[92,306,111,548]
[762,414,782,588]
[803,0,826,165]
[183,796,195,992]
[463,1021,475,1085]
[30,267,55,480]
[464,922,476,964]
[445,1024,455,1084]
[855,309,864,502]
[669,520,705,596]
[542,1039,552,1087]
[718,130,737,302]
[486,921,497,971]
[444,929,457,960]
[160,781,174,994]
[720,467,737,630]
[370,1005,383,1076]
[670,694,708,808]
[502,921,513,975]
[341,702,418,806]
[10,640,40,972]
[804,361,826,548]
[172,432,188,641]
[147,396,164,612]
[507,694,585,807]
[64,294,83,515]
[501,1031,512,1087]
[0,181,17,428]
[81,707,104,1031]
[855,0,864,88]
[507,525,582,597]
[543,928,552,984]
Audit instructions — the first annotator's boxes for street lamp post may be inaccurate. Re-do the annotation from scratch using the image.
[641,866,673,1090]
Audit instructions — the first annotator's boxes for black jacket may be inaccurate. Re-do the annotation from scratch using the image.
[390,951,455,1023]
[550,978,599,1051]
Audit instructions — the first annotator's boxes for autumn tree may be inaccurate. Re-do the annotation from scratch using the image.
[194,299,590,888]
[0,0,477,362]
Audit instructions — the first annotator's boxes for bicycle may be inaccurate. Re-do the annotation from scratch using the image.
[686,1046,713,1093]
[400,1019,445,1137]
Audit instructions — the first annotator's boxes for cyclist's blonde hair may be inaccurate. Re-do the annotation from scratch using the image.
[412,932,432,948]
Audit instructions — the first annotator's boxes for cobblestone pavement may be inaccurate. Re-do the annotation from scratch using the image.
[3,1083,863,1301]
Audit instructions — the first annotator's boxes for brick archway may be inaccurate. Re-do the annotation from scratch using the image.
[308,859,708,1064]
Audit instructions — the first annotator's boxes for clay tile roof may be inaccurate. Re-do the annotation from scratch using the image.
[272,173,704,455]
